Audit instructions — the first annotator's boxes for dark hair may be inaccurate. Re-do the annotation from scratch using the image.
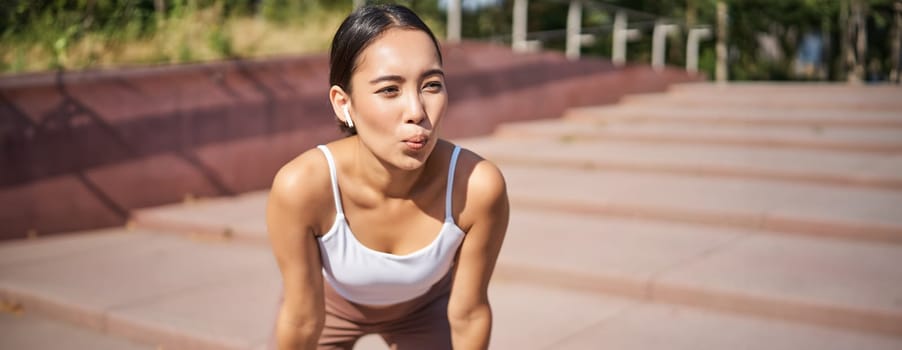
[329,4,443,135]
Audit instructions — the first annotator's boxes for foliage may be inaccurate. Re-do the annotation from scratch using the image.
[0,0,357,74]
[1,0,898,81]
[452,0,898,81]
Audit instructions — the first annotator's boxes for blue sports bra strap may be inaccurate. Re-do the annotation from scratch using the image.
[445,145,462,221]
[317,145,344,215]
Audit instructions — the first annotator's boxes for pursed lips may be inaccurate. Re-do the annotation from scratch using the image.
[403,134,429,150]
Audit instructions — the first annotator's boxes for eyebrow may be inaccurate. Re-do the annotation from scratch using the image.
[368,69,445,84]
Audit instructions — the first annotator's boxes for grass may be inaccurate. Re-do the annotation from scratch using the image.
[0,3,351,75]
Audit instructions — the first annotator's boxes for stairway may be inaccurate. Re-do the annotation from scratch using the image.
[461,82,902,348]
[2,82,901,349]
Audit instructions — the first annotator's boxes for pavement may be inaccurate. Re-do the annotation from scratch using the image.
[2,82,902,349]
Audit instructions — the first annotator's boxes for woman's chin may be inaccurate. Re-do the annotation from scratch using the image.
[395,156,427,171]
[394,146,434,170]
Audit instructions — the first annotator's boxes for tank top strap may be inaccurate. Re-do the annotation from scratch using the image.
[445,145,462,221]
[317,145,344,216]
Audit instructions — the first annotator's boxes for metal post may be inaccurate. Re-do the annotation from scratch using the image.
[892,0,902,83]
[820,16,831,80]
[612,11,627,66]
[652,23,678,71]
[848,0,868,83]
[447,0,461,43]
[612,11,641,67]
[512,0,528,52]
[853,0,868,83]
[566,0,582,60]
[686,27,712,74]
[716,1,728,83]
[839,0,849,80]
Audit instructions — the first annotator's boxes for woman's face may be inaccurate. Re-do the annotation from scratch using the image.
[345,28,447,170]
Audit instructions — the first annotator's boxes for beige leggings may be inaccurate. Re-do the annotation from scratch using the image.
[270,273,453,350]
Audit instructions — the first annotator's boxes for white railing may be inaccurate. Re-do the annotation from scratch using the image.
[443,0,721,79]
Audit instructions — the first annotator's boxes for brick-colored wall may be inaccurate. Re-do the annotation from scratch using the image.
[0,41,701,240]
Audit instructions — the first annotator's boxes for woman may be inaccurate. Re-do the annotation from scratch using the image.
[266,4,509,350]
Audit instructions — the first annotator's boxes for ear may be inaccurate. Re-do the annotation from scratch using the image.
[329,85,351,124]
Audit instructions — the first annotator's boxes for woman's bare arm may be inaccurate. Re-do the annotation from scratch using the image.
[267,151,329,350]
[448,156,510,350]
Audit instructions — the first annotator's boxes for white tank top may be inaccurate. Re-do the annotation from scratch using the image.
[316,145,466,306]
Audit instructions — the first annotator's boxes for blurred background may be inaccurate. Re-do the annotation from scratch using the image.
[2,0,900,82]
[1,1,901,350]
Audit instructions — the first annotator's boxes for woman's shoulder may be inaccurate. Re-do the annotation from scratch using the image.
[268,146,334,216]
[449,142,508,229]
[451,143,505,195]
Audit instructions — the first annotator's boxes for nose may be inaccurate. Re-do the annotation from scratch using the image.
[404,92,427,125]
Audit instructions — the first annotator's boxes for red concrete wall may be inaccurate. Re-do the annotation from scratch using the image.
[0,41,701,240]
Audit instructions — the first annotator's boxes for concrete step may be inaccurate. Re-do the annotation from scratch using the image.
[131,191,269,244]
[134,159,902,244]
[667,87,902,102]
[494,279,902,350]
[0,227,281,350]
[669,82,902,96]
[0,311,155,350]
[624,85,902,111]
[620,94,902,113]
[499,164,902,244]
[564,104,902,128]
[547,300,902,350]
[496,209,902,336]
[128,192,902,334]
[495,119,902,154]
[2,225,901,350]
[458,137,902,190]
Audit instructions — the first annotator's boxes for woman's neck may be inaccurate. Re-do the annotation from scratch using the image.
[350,137,432,201]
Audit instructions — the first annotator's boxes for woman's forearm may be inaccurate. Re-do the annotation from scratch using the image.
[275,309,324,350]
[449,305,492,350]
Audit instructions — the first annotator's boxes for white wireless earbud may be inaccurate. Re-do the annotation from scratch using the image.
[343,105,354,129]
